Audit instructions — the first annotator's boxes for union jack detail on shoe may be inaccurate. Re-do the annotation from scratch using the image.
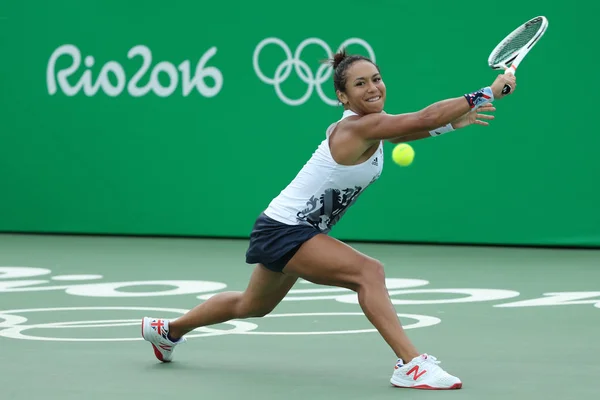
[141,317,185,362]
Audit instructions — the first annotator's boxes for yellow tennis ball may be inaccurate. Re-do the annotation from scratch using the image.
[392,143,415,166]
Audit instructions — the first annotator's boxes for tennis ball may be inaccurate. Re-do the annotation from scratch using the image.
[392,143,415,166]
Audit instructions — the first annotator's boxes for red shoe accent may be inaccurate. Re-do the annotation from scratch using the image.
[151,344,170,362]
[393,382,462,390]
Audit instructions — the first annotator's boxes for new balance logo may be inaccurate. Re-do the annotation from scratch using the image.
[406,366,427,381]
[372,157,378,166]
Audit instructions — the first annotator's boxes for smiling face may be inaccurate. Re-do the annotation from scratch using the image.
[337,60,386,115]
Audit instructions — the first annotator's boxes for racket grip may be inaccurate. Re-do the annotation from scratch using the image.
[502,67,515,94]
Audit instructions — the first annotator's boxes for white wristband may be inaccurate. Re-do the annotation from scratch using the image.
[429,123,455,137]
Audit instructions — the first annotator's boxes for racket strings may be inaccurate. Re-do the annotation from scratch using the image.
[492,21,543,64]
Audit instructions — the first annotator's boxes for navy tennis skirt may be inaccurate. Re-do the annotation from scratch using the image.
[245,212,321,272]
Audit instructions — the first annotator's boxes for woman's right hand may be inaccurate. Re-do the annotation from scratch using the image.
[491,72,517,99]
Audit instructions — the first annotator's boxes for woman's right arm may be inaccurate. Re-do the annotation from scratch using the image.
[347,73,516,143]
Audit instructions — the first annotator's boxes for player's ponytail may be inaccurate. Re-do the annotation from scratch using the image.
[331,48,348,70]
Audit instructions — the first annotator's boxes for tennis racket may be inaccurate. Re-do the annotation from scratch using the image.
[488,16,549,95]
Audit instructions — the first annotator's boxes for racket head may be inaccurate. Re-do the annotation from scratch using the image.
[488,16,548,70]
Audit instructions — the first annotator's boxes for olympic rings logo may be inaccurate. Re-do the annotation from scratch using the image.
[0,307,441,341]
[253,37,376,106]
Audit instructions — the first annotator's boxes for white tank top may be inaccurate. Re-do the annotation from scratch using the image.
[264,109,384,233]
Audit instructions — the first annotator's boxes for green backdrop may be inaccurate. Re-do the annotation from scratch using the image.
[1,1,598,246]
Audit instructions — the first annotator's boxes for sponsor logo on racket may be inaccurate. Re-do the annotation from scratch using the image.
[253,37,376,106]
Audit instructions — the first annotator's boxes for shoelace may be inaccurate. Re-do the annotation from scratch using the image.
[422,354,441,365]
[397,354,443,369]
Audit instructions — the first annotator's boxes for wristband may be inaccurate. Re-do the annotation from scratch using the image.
[464,87,494,109]
[429,123,455,137]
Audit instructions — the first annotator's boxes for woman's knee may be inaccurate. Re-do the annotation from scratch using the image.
[358,258,386,287]
[343,257,386,292]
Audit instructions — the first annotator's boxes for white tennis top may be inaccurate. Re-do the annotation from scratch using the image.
[264,109,384,233]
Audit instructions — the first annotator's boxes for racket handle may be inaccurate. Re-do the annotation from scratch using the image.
[502,66,516,94]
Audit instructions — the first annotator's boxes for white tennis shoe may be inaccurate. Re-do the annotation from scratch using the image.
[390,354,462,390]
[141,317,185,362]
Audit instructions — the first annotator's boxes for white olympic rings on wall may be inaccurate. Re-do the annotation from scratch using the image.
[253,37,376,106]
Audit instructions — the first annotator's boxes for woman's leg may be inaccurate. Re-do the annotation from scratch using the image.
[283,234,419,362]
[168,264,297,340]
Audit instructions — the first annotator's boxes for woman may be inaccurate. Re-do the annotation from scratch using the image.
[141,49,516,390]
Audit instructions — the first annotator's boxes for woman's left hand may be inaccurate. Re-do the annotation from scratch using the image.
[452,103,496,129]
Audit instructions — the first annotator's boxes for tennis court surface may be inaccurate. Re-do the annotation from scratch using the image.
[1,233,599,399]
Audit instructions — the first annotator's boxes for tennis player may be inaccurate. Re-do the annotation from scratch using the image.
[142,49,516,390]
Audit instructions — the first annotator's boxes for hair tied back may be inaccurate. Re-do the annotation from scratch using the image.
[331,48,348,70]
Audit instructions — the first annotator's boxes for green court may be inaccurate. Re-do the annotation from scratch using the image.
[1,233,598,399]
[1,1,598,399]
